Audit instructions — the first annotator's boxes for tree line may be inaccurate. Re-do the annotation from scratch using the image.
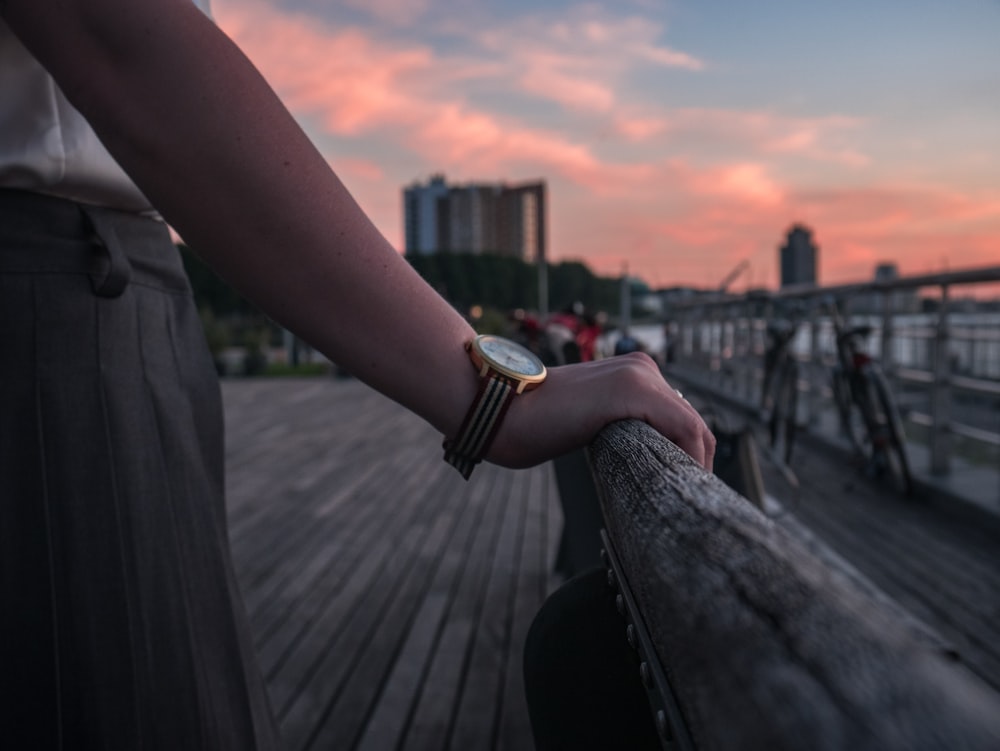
[404,251,622,315]
[180,243,625,323]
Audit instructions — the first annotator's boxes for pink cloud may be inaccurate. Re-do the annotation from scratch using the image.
[615,116,669,142]
[788,184,1000,281]
[475,10,704,114]
[217,13,434,136]
[215,1,659,193]
[501,12,703,71]
[515,53,617,113]
[564,175,1000,290]
[611,109,868,167]
[340,0,431,26]
[638,45,704,70]
[693,162,786,207]
[215,3,860,191]
[333,158,384,182]
[212,1,999,295]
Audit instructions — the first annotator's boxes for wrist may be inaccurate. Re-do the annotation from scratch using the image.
[442,335,547,479]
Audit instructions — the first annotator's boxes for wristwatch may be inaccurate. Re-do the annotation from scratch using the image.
[443,334,547,479]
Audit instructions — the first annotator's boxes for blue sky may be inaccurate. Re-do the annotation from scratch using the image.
[213,0,999,289]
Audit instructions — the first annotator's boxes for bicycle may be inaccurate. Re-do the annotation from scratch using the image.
[760,308,801,468]
[826,297,914,496]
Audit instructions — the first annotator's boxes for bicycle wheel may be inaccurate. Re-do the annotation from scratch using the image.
[769,360,798,465]
[869,367,914,496]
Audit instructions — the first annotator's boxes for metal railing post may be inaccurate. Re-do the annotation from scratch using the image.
[881,289,894,375]
[658,268,1000,492]
[746,310,755,401]
[930,284,952,475]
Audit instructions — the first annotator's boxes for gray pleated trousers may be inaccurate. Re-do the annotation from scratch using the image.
[0,189,282,750]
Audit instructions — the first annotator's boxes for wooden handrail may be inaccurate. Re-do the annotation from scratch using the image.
[587,419,1000,750]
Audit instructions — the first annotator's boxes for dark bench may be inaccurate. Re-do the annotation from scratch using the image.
[532,418,1000,750]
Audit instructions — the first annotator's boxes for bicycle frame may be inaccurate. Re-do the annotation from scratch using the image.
[826,298,913,495]
[761,314,801,467]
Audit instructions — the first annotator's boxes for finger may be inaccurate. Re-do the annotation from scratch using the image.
[663,381,715,470]
[667,405,711,468]
[702,427,716,471]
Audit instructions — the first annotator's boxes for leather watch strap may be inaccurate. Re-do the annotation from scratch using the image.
[443,373,516,479]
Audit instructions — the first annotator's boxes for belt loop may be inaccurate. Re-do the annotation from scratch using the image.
[80,205,132,298]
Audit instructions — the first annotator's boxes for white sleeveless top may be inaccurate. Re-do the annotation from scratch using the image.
[0,0,212,214]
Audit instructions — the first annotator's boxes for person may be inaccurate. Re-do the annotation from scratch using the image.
[614,328,644,356]
[575,311,602,362]
[0,1,715,748]
[540,302,600,365]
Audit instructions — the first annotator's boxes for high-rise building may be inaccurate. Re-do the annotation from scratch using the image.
[779,224,818,288]
[403,175,546,263]
[403,174,449,256]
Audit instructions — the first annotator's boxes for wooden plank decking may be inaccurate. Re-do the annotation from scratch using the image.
[696,396,1000,696]
[759,438,1000,694]
[222,377,561,751]
[222,376,1000,750]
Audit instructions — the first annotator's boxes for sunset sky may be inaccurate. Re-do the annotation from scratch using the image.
[213,0,999,291]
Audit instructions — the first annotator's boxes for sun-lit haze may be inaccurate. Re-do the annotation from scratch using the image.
[213,0,999,291]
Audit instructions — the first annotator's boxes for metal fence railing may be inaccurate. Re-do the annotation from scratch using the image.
[661,266,1000,499]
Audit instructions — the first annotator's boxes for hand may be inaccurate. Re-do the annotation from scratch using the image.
[1,2,715,477]
[490,352,716,471]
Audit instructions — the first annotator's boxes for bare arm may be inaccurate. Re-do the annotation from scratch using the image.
[1,0,714,469]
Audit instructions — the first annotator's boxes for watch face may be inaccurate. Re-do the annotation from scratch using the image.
[475,335,546,379]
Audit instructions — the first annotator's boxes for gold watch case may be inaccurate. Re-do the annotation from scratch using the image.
[468,335,547,394]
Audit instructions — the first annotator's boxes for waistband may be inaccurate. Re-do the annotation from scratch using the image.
[0,188,190,297]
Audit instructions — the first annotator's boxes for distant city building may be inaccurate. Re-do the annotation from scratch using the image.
[403,174,449,255]
[873,262,898,284]
[403,174,546,263]
[779,224,818,288]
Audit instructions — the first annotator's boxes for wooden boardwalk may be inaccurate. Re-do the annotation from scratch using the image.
[222,378,561,751]
[701,400,1000,697]
[758,438,1000,694]
[222,376,1000,750]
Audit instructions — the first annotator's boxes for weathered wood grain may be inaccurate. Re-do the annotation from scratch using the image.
[222,378,558,751]
[675,369,1000,694]
[588,418,1000,751]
